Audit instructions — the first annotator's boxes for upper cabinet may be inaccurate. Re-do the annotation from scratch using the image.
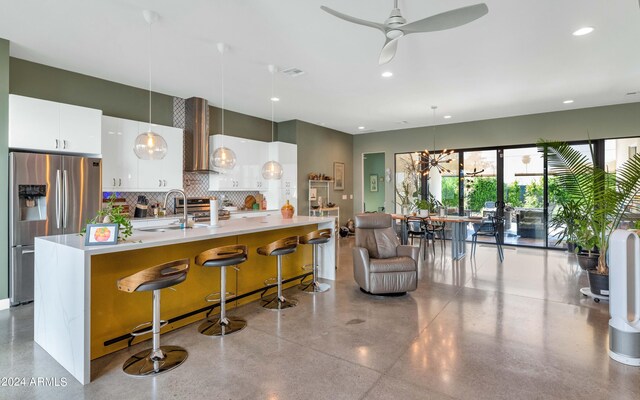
[102,116,184,192]
[209,135,268,191]
[137,123,184,191]
[9,95,101,155]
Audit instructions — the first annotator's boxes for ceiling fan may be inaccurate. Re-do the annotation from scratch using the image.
[320,1,489,64]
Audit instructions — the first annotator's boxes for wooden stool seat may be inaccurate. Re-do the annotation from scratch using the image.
[117,259,190,293]
[195,244,249,336]
[196,244,248,268]
[299,229,332,246]
[257,236,299,257]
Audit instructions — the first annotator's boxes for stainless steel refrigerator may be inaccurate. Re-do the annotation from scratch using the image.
[9,152,101,306]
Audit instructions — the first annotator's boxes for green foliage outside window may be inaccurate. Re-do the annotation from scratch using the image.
[505,180,523,207]
[441,176,459,208]
[524,178,544,208]
[465,177,497,211]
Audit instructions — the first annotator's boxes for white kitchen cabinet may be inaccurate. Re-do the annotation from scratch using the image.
[9,95,102,155]
[101,116,139,191]
[136,124,184,191]
[265,141,298,212]
[59,103,102,154]
[101,116,183,192]
[209,135,268,191]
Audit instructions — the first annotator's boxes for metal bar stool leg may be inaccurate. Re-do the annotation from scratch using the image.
[262,255,298,310]
[123,289,188,376]
[199,265,247,336]
[301,243,331,293]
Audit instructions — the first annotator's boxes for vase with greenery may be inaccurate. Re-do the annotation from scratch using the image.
[538,140,640,278]
[395,153,421,214]
[81,194,133,241]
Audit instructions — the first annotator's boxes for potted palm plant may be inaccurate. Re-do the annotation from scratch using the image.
[549,198,582,252]
[538,140,640,296]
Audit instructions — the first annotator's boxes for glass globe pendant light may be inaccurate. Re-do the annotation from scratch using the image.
[261,64,283,180]
[210,43,237,171]
[134,10,168,160]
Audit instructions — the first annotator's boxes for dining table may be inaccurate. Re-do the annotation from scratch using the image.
[391,214,484,261]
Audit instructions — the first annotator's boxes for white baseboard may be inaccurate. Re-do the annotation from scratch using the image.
[0,298,10,311]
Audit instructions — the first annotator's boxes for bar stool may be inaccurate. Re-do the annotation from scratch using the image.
[298,229,332,293]
[195,244,248,336]
[257,236,299,310]
[117,258,190,377]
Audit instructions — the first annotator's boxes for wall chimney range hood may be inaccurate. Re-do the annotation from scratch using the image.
[184,97,216,173]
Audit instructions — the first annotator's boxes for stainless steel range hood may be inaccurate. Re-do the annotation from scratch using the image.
[184,97,216,173]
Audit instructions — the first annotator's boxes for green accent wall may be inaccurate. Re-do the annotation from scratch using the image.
[9,58,173,125]
[363,153,385,212]
[0,39,9,300]
[210,106,275,142]
[275,120,297,144]
[288,120,353,224]
[353,102,640,214]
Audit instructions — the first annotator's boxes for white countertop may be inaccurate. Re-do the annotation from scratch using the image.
[36,215,335,255]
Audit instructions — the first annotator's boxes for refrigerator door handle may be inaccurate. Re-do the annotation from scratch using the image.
[21,249,35,255]
[56,169,62,229]
[63,169,69,229]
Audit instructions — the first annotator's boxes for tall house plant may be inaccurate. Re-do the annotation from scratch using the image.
[538,140,640,275]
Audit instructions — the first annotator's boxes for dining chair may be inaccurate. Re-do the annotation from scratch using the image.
[425,217,446,255]
[406,216,429,260]
[471,215,504,262]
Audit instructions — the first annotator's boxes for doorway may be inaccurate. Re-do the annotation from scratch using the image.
[362,152,386,212]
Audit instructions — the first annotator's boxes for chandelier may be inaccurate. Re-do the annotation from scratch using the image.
[419,106,454,178]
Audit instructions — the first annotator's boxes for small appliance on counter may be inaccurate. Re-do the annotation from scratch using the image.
[134,195,149,218]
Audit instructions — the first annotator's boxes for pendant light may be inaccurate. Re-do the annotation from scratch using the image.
[261,64,283,180]
[134,10,168,160]
[211,43,237,171]
[420,106,454,178]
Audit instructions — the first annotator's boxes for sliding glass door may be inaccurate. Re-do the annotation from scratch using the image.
[503,147,545,247]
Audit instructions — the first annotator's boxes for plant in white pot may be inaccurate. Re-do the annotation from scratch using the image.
[538,140,640,296]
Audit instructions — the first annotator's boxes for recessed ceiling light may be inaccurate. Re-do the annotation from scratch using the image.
[270,97,280,102]
[563,99,574,104]
[381,71,393,78]
[443,115,452,119]
[358,126,366,130]
[573,27,594,36]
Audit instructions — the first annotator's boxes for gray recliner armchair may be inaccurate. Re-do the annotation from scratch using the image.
[352,213,419,295]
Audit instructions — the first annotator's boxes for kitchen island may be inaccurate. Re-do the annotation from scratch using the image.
[34,215,336,384]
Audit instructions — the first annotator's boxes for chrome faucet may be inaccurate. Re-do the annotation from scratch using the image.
[163,189,189,229]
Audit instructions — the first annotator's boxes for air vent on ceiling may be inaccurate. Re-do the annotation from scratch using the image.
[281,67,305,77]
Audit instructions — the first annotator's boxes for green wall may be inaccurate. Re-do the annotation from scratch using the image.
[0,40,9,300]
[210,106,275,142]
[290,120,354,224]
[363,152,385,212]
[353,102,640,214]
[276,120,297,144]
[10,58,174,125]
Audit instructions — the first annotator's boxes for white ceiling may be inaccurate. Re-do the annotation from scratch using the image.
[1,0,639,135]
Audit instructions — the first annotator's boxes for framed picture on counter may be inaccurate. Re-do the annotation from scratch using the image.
[84,223,119,246]
[334,162,345,191]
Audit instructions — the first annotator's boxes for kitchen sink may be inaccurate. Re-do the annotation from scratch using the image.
[138,223,211,232]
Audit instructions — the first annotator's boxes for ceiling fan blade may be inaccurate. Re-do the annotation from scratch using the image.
[320,6,385,32]
[400,3,488,34]
[379,38,399,65]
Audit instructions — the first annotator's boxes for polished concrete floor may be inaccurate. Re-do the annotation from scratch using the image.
[1,239,639,399]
